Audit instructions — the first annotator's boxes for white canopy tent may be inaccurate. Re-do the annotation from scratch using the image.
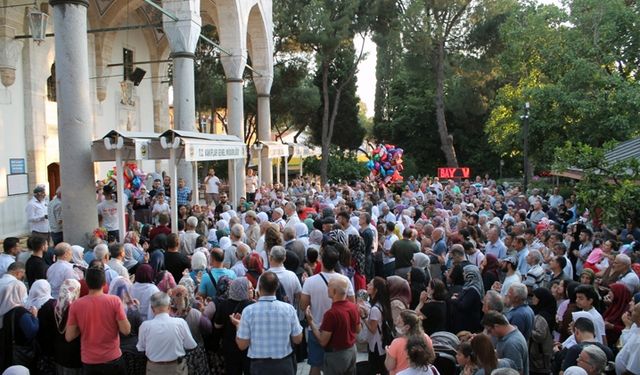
[286,142,321,177]
[91,131,164,241]
[159,130,246,233]
[92,130,246,239]
[254,141,289,186]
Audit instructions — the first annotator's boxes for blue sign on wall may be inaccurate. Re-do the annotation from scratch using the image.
[9,158,26,174]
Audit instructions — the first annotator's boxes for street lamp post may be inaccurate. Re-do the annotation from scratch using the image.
[522,102,530,194]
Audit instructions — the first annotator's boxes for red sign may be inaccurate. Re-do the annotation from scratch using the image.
[438,167,471,179]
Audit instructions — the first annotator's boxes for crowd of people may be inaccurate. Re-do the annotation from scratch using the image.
[1,171,640,375]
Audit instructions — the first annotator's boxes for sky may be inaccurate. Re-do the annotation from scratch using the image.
[354,0,561,118]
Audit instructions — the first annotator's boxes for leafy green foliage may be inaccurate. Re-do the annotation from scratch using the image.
[486,0,640,171]
[554,141,640,227]
[302,147,369,183]
[309,44,366,150]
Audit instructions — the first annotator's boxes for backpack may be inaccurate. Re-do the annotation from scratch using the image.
[205,269,232,306]
[373,304,396,346]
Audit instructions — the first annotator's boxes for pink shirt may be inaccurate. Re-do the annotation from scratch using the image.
[586,247,604,264]
[387,333,434,375]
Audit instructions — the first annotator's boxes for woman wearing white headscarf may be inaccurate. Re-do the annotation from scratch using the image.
[294,222,310,249]
[70,245,88,280]
[189,251,208,287]
[25,279,52,311]
[36,279,82,374]
[0,281,38,369]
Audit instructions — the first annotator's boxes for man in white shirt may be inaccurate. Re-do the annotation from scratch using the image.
[46,242,79,298]
[612,254,640,294]
[204,168,221,206]
[223,224,247,268]
[245,169,258,202]
[96,185,120,240]
[382,222,398,277]
[575,284,607,344]
[137,292,197,375]
[26,185,49,239]
[0,237,20,278]
[300,243,355,375]
[266,246,302,306]
[284,202,300,229]
[337,211,359,237]
[107,243,129,279]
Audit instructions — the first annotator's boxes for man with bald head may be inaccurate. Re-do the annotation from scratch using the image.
[305,277,360,375]
[46,242,79,298]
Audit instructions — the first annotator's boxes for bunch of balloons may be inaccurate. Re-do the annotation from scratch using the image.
[103,162,146,196]
[366,144,404,185]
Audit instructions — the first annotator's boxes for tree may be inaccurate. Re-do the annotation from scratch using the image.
[309,44,366,150]
[275,0,372,183]
[486,0,640,173]
[554,141,640,228]
[400,0,475,167]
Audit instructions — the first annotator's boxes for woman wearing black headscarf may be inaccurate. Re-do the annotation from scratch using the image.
[530,288,556,375]
[450,265,484,333]
[408,267,427,310]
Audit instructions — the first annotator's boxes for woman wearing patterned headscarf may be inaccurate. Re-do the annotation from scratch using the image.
[168,283,212,375]
[213,277,255,375]
[156,270,176,293]
[37,279,82,374]
[450,265,484,333]
[131,264,160,321]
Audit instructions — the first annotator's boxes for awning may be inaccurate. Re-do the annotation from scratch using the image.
[159,129,246,162]
[287,143,321,158]
[91,130,165,162]
[256,141,289,158]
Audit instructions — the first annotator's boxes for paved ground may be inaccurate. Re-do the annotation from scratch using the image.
[296,351,368,374]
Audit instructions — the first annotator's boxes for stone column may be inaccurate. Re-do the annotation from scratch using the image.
[162,0,201,187]
[21,32,48,191]
[253,75,273,185]
[49,0,98,245]
[221,54,247,208]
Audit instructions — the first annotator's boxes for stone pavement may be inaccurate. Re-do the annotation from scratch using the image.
[296,351,368,374]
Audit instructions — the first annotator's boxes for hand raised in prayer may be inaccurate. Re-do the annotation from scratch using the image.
[419,291,429,304]
[28,306,37,316]
[229,312,242,327]
[492,281,502,292]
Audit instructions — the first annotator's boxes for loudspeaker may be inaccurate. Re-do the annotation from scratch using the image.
[129,68,146,86]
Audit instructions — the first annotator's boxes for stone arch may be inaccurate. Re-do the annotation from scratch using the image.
[247,1,273,92]
[204,0,246,71]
